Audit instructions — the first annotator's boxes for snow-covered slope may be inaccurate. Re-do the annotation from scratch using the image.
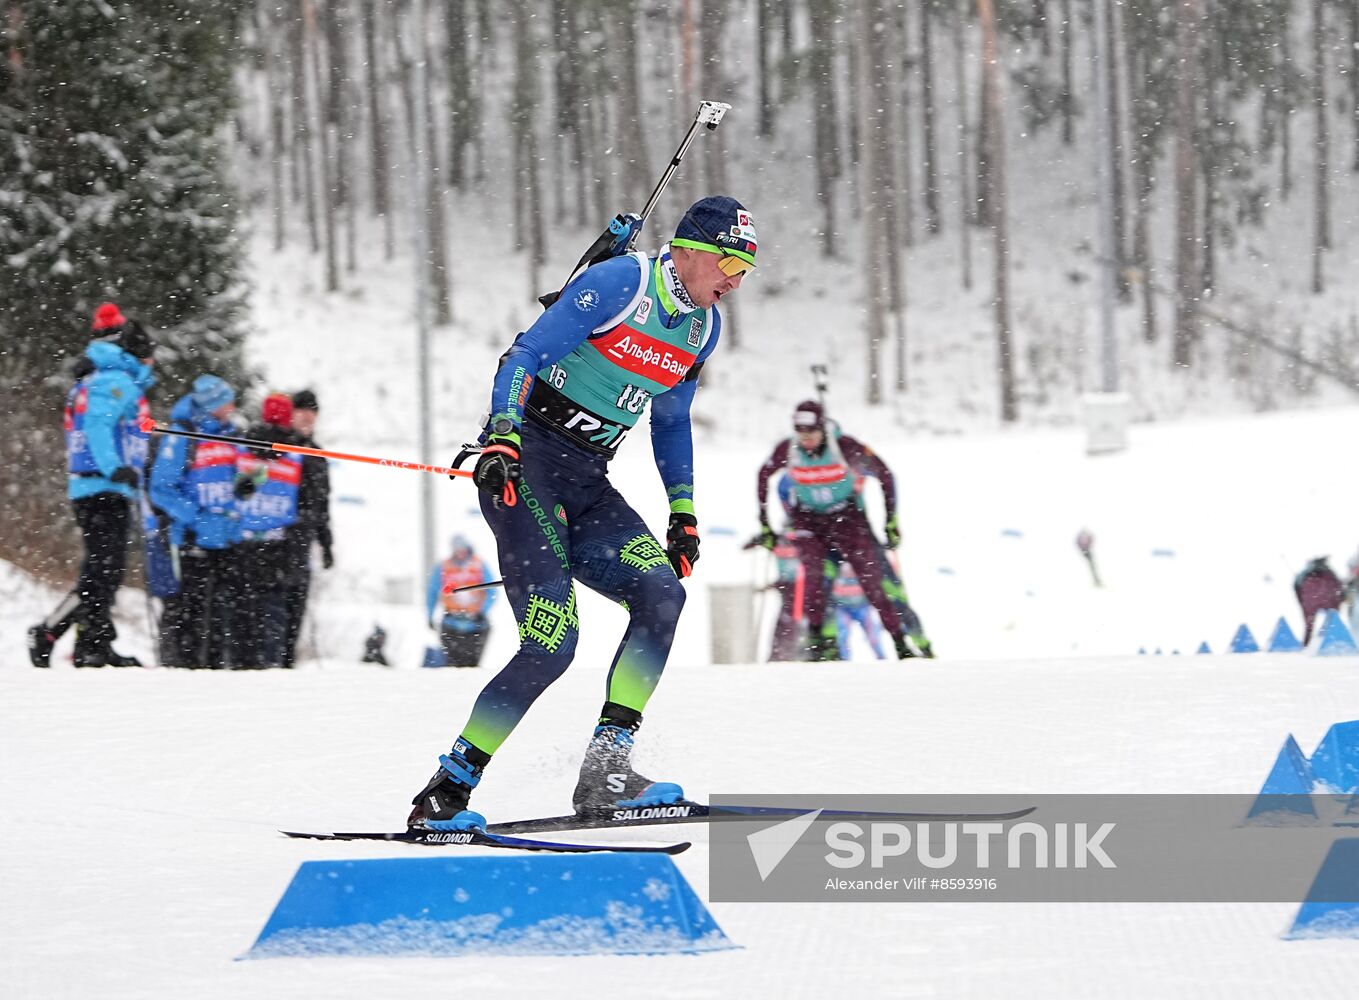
[4,654,1359,999]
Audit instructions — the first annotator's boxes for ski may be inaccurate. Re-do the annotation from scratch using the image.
[280,828,690,855]
[487,802,1037,836]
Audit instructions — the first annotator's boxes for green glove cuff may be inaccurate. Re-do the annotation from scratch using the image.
[668,498,696,517]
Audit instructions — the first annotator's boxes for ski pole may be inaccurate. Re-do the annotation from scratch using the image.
[447,579,504,595]
[139,417,474,480]
[538,99,732,308]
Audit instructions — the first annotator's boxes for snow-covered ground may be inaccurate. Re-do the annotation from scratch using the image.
[7,396,1359,997]
[4,655,1359,999]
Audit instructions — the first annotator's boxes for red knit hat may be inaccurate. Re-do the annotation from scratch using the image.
[261,392,294,428]
[91,302,126,331]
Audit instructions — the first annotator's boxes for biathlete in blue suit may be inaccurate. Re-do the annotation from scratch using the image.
[409,196,757,829]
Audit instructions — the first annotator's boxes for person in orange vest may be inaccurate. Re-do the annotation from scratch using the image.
[425,535,497,667]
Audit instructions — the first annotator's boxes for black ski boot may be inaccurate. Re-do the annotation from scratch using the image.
[572,703,684,816]
[893,634,917,660]
[407,739,491,830]
[807,630,840,662]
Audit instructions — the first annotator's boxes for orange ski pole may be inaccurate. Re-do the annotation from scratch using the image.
[139,416,474,479]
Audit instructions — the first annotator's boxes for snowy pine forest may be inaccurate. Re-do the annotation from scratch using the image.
[4,0,1359,581]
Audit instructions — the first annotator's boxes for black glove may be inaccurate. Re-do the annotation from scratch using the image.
[232,476,258,500]
[756,522,777,550]
[665,512,700,578]
[110,466,140,488]
[471,430,522,505]
[321,547,335,569]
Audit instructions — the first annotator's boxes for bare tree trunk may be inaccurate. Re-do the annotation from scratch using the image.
[512,1,543,301]
[1105,0,1130,301]
[1126,44,1157,343]
[304,0,339,292]
[757,0,775,137]
[420,13,452,323]
[1351,0,1359,171]
[1201,22,1217,298]
[260,1,287,251]
[1172,0,1202,367]
[360,0,393,258]
[615,0,650,203]
[896,3,915,245]
[288,4,320,253]
[1281,1,1293,200]
[446,0,472,189]
[809,0,841,256]
[920,1,941,236]
[953,0,973,290]
[1312,0,1329,293]
[977,0,1016,421]
[395,0,450,323]
[857,0,889,405]
[679,0,697,213]
[975,38,993,227]
[1060,0,1074,145]
[323,0,350,213]
[877,3,907,388]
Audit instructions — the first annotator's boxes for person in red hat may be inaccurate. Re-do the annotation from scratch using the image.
[29,303,156,669]
[230,393,303,667]
[754,400,921,661]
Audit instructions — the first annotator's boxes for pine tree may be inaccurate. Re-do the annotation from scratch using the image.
[0,1,252,579]
[0,0,252,399]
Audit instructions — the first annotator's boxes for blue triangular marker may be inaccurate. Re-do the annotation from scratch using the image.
[1229,624,1260,653]
[1267,617,1303,652]
[1311,721,1359,793]
[1137,647,1147,656]
[1246,734,1318,823]
[1311,610,1359,657]
[1196,641,1212,654]
[1287,840,1359,938]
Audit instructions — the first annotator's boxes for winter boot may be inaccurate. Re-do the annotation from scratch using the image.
[407,738,491,830]
[571,703,684,816]
[73,630,142,669]
[911,634,936,659]
[893,634,917,660]
[29,594,80,668]
[28,625,58,669]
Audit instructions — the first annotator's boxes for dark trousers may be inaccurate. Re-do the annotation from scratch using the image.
[440,619,490,667]
[66,494,131,653]
[282,565,311,668]
[791,509,904,639]
[459,420,687,756]
[234,541,291,668]
[160,546,237,668]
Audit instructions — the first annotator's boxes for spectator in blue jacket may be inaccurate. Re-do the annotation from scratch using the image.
[28,304,155,669]
[149,375,241,668]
